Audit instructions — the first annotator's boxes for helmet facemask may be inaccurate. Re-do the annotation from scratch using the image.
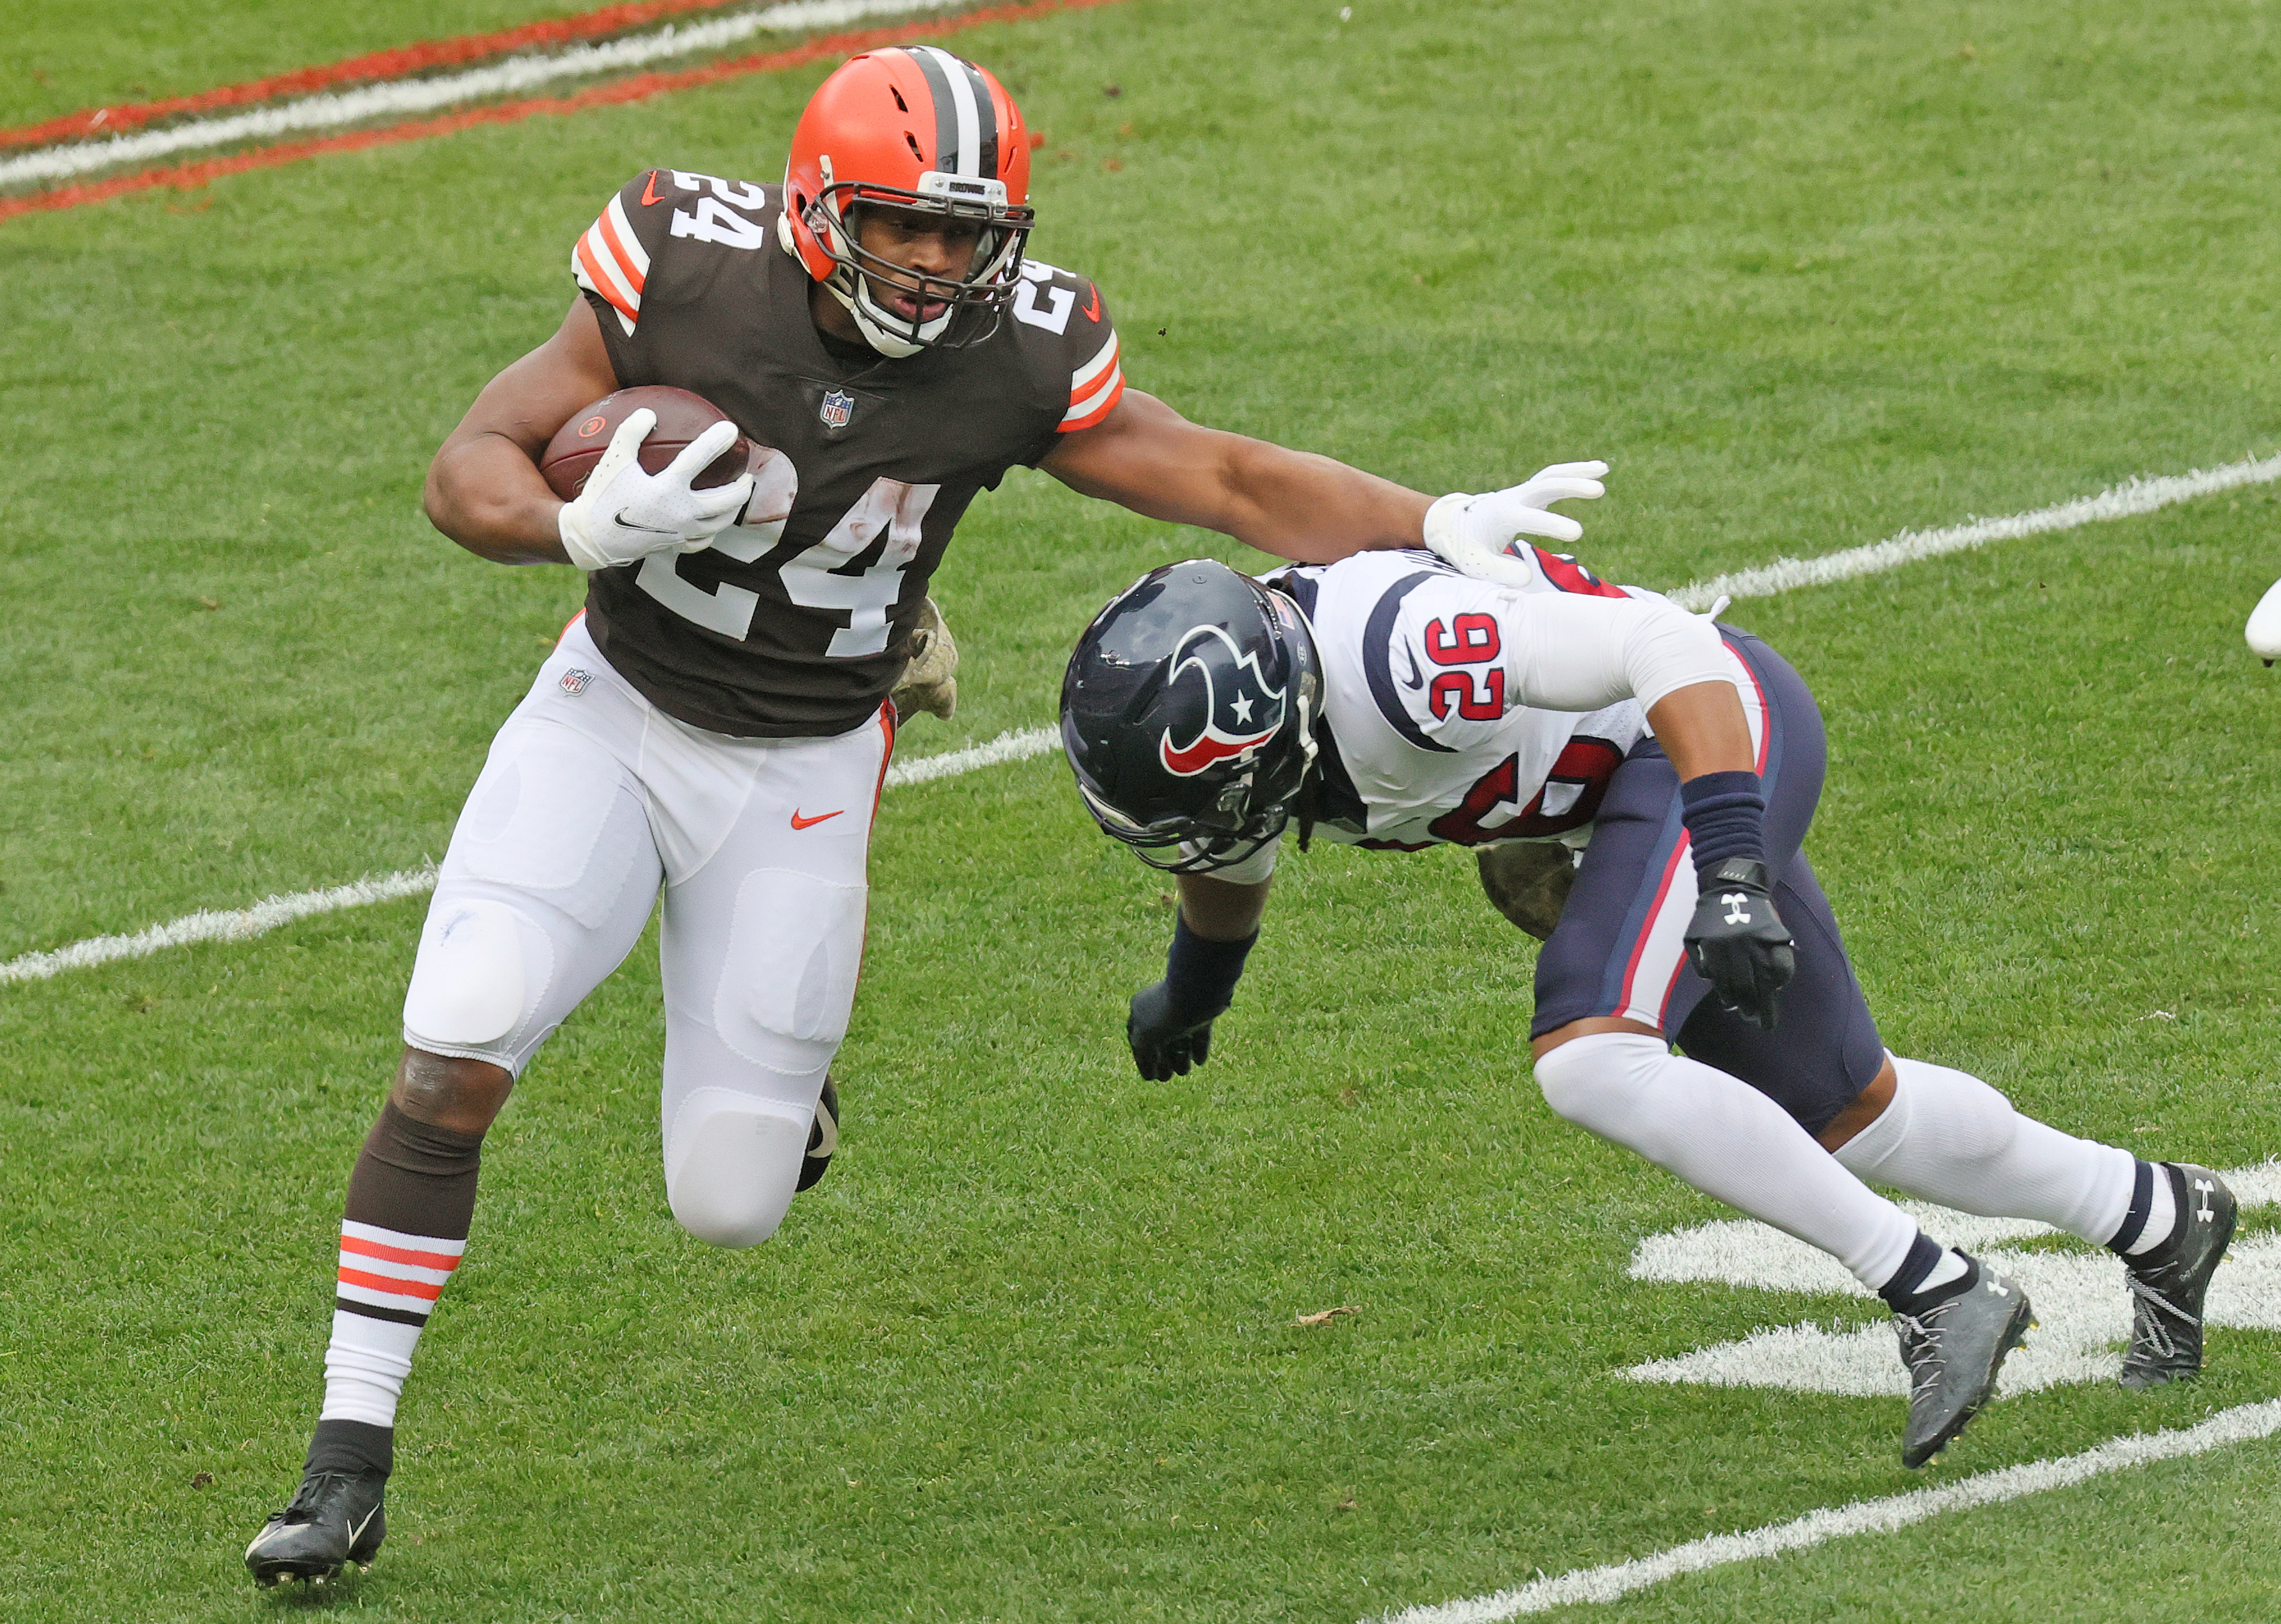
[803,161,1032,357]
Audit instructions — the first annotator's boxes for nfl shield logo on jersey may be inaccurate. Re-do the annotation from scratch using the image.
[819,389,854,430]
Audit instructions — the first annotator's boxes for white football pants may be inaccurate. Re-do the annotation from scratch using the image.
[401,615,893,1247]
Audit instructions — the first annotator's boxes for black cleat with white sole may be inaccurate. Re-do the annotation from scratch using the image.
[2121,1162,2237,1391]
[245,1466,386,1587]
[1895,1256,2034,1469]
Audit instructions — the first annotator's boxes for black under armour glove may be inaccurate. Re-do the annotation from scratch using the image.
[1127,918,1256,1080]
[1128,980,1221,1080]
[1683,858,1795,1031]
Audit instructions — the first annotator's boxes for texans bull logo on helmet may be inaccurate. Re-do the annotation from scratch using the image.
[1158,624,1288,777]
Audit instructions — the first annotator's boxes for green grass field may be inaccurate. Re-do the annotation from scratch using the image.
[3,1,2278,1618]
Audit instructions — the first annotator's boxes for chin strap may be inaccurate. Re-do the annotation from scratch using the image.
[1293,766,1320,854]
[857,279,954,357]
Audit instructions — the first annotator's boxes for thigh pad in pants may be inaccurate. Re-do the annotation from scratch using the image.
[402,718,662,1076]
[651,706,892,1247]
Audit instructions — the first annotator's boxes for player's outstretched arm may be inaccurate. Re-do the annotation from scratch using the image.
[1127,873,1271,1081]
[1042,389,1432,564]
[423,298,622,566]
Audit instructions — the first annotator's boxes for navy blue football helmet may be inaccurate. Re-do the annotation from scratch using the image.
[1060,559,1321,872]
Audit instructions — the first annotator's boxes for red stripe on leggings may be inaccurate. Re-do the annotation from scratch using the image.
[871,700,897,828]
[0,0,756,152]
[337,1265,446,1301]
[0,0,1123,224]
[1615,831,1689,1019]
[339,1233,463,1272]
[1725,637,1772,773]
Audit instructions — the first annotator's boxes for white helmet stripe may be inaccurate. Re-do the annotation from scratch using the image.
[913,45,983,177]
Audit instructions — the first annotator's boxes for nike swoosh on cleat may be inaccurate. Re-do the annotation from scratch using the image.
[790,808,844,829]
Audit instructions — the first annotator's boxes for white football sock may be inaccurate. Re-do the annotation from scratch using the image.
[322,1310,423,1429]
[320,1219,466,1429]
[1533,1031,1920,1292]
[1919,1247,1971,1292]
[2125,1165,2177,1256]
[1834,1055,2141,1247]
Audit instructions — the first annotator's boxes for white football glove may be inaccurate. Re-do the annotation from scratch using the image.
[556,410,755,572]
[1422,460,1608,589]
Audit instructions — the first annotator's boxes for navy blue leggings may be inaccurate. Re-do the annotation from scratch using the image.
[1530,629,1885,1137]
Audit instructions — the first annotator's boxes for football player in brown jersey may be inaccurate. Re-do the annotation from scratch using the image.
[246,44,1610,1586]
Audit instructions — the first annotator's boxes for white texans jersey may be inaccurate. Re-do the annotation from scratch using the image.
[1259,546,1725,857]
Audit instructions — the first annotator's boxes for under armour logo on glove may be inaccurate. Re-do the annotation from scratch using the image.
[1683,859,1795,1032]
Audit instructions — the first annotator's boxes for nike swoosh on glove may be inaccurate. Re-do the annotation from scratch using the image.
[557,410,755,572]
[1127,980,1219,1081]
[1422,460,1608,589]
[1683,858,1796,1031]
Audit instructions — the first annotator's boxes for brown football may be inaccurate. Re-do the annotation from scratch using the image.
[539,386,752,499]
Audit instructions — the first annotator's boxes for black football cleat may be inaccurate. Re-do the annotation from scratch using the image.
[796,1073,838,1193]
[2120,1164,2237,1391]
[1894,1256,2034,1469]
[244,1466,386,1588]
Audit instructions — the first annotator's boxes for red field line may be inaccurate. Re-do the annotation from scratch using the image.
[0,0,1124,225]
[0,0,761,153]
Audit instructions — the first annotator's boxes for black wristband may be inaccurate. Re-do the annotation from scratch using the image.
[1163,916,1257,1023]
[1680,768,1767,877]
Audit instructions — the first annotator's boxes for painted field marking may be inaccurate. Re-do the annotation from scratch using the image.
[0,0,969,190]
[4,448,2273,982]
[0,868,441,986]
[1666,451,2281,611]
[1626,1162,2281,1395]
[0,726,1061,986]
[0,0,1127,223]
[883,723,1058,787]
[1373,1398,2281,1623]
[0,0,759,151]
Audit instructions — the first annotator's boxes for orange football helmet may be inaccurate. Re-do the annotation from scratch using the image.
[782,46,1034,356]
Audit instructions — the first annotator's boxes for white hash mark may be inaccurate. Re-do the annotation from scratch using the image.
[1623,1161,2281,1395]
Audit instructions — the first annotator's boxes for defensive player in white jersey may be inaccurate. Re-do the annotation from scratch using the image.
[1059,536,2239,1468]
[245,45,1611,1587]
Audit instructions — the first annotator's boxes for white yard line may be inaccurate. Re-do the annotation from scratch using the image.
[0,0,969,189]
[6,450,2271,985]
[883,723,1058,786]
[1621,1164,2281,1397]
[0,868,441,986]
[1375,1399,2281,1623]
[0,726,1061,985]
[1666,451,2281,610]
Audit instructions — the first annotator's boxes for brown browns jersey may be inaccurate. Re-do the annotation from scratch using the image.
[568,167,1125,737]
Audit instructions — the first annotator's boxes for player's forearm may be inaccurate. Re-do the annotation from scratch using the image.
[1177,872,1271,939]
[424,433,575,566]
[1216,439,1432,563]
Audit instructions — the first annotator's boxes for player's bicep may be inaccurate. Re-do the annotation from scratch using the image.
[439,296,622,463]
[1040,389,1247,526]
